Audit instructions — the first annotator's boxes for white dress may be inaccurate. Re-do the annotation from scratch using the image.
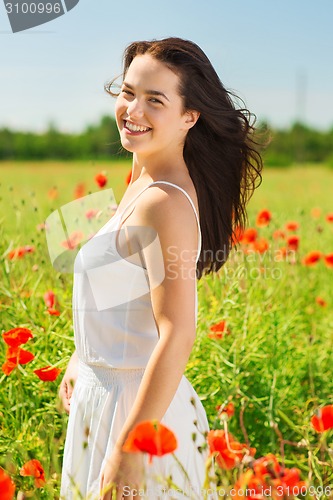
[60,181,214,500]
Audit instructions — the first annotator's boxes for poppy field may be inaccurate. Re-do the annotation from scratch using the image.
[1,161,333,499]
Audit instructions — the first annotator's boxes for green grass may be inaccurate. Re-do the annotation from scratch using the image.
[1,161,333,498]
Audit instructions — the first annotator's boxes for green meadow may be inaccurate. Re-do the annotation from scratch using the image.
[1,161,333,498]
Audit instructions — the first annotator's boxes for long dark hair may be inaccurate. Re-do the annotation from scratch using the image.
[105,37,264,280]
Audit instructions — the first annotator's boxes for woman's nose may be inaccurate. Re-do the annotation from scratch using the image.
[126,98,144,119]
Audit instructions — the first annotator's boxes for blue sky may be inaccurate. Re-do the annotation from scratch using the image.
[1,0,332,132]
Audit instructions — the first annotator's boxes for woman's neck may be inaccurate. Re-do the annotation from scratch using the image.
[130,153,189,185]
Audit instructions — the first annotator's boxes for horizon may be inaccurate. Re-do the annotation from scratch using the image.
[1,115,332,135]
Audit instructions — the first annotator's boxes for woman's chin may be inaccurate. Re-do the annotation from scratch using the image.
[120,139,149,155]
[120,138,135,153]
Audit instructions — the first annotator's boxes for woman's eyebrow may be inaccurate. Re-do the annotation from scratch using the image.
[123,81,169,101]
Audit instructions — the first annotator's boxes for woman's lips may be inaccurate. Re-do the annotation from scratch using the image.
[123,120,152,135]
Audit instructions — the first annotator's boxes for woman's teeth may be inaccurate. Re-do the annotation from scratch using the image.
[125,121,151,133]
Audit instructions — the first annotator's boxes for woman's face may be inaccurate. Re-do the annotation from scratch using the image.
[115,54,194,157]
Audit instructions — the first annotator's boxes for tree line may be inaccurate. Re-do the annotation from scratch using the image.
[259,121,333,167]
[0,116,332,167]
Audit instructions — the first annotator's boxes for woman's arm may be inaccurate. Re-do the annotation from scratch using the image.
[116,325,195,449]
[100,187,199,497]
[58,350,79,414]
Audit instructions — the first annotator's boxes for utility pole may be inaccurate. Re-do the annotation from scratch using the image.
[295,69,307,164]
[296,69,307,124]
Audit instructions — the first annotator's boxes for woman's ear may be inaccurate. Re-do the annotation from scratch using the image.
[184,110,200,130]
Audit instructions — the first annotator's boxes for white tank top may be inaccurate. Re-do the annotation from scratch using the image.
[73,181,202,369]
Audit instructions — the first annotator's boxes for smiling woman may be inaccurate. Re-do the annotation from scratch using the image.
[59,37,263,500]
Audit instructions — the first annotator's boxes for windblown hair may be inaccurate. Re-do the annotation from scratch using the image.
[105,37,264,280]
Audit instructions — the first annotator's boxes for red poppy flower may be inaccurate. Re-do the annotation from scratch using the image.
[2,360,18,376]
[285,221,299,231]
[286,235,300,251]
[7,247,26,260]
[234,455,306,500]
[207,429,256,470]
[126,170,132,185]
[61,231,84,250]
[122,420,177,464]
[209,320,229,333]
[208,320,230,340]
[6,346,34,365]
[252,453,281,476]
[233,469,264,500]
[0,468,15,500]
[256,209,272,227]
[34,366,62,382]
[326,213,333,223]
[301,251,322,266]
[324,253,333,268]
[43,290,55,308]
[208,331,224,340]
[2,345,34,376]
[240,228,257,244]
[273,467,307,490]
[249,238,269,254]
[20,459,46,488]
[311,405,333,432]
[2,328,33,348]
[254,453,305,485]
[47,308,61,316]
[316,296,327,307]
[216,401,235,419]
[74,182,86,199]
[231,226,245,246]
[7,245,34,260]
[95,172,107,188]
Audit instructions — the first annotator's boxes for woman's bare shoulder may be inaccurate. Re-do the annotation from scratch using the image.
[138,181,198,224]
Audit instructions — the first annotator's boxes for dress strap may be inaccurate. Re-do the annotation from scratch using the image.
[119,180,202,262]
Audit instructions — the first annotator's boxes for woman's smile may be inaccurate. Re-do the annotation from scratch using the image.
[123,119,152,135]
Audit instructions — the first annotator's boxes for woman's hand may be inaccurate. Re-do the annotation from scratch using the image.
[58,351,79,414]
[100,446,144,500]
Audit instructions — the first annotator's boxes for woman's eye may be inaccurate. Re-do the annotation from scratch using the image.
[122,89,134,96]
[149,98,162,104]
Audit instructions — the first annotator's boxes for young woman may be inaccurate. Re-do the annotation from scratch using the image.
[59,37,263,499]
